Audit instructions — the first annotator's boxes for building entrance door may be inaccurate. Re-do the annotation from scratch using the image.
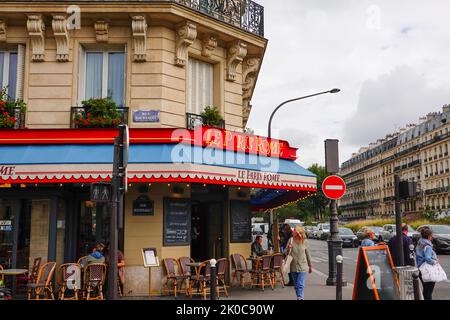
[191,201,223,261]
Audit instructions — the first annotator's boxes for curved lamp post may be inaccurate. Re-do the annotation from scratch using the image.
[267,88,341,139]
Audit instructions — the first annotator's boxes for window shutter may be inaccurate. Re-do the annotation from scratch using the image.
[77,45,86,105]
[15,44,25,100]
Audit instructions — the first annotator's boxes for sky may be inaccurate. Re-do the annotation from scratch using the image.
[248,0,450,169]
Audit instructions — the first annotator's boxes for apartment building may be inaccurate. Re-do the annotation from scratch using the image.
[339,106,450,220]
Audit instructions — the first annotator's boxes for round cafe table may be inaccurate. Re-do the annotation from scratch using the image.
[0,269,29,298]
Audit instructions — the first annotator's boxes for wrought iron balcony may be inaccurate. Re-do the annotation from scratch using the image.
[70,107,129,128]
[173,0,264,36]
[186,112,225,130]
[0,107,26,129]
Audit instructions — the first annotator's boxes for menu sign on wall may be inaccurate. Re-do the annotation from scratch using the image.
[230,200,251,243]
[133,195,154,216]
[0,220,12,232]
[163,198,191,246]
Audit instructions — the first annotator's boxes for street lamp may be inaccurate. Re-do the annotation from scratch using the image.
[267,88,341,139]
[265,88,341,252]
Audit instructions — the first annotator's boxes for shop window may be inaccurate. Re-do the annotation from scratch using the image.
[188,58,214,115]
[78,47,125,107]
[0,45,25,99]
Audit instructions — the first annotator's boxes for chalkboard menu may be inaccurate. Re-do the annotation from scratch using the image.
[163,198,191,246]
[353,245,400,300]
[230,200,251,243]
[133,195,154,216]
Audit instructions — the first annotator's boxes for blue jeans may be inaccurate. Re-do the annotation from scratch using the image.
[291,272,307,299]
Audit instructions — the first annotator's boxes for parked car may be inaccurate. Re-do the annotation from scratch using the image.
[317,223,331,240]
[338,227,359,248]
[305,226,316,239]
[356,226,384,244]
[414,225,450,254]
[284,219,304,230]
[379,224,419,242]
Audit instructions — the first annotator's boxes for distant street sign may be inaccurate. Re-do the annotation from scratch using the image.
[322,175,346,200]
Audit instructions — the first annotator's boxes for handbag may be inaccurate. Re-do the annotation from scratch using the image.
[419,262,448,283]
[282,238,293,274]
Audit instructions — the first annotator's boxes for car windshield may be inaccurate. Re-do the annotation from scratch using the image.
[369,226,383,232]
[339,228,354,235]
[431,225,450,234]
[323,224,330,229]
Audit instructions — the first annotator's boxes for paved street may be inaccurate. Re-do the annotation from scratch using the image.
[308,239,450,300]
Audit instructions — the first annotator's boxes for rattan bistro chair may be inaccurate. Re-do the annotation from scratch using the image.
[178,257,195,294]
[230,254,249,288]
[0,264,4,284]
[57,263,82,300]
[162,258,189,298]
[187,260,211,300]
[215,258,229,298]
[270,253,284,288]
[249,255,274,291]
[27,262,57,300]
[84,263,107,300]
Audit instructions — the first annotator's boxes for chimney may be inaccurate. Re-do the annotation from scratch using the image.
[427,113,435,121]
[443,105,450,114]
[419,116,427,124]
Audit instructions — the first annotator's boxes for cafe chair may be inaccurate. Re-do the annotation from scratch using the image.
[18,257,41,294]
[249,255,274,291]
[77,256,88,268]
[84,263,107,300]
[27,262,57,300]
[230,254,249,288]
[178,257,195,294]
[162,258,189,298]
[0,264,4,284]
[215,258,229,298]
[57,263,82,300]
[270,253,284,288]
[197,260,211,300]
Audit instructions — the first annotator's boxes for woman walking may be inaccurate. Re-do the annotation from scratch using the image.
[416,227,439,300]
[287,225,312,300]
[360,229,376,247]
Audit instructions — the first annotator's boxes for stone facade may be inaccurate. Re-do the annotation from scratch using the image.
[339,106,450,220]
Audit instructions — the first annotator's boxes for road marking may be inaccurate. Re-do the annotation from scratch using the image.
[310,268,354,289]
[324,185,344,190]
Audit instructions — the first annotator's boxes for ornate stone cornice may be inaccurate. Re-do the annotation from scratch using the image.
[131,15,148,62]
[0,20,6,42]
[94,20,109,43]
[226,40,247,82]
[52,15,70,62]
[242,57,261,127]
[27,14,46,62]
[202,35,217,58]
[175,21,197,67]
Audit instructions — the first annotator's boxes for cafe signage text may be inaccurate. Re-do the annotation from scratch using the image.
[133,110,160,123]
[238,170,281,183]
[0,166,15,176]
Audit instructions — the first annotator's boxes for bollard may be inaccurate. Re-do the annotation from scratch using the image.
[210,259,217,301]
[336,255,343,300]
[412,269,422,300]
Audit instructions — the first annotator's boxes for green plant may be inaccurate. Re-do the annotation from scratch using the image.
[0,86,26,128]
[420,206,437,221]
[200,106,223,127]
[75,97,124,128]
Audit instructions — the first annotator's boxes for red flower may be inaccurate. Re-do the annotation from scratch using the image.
[0,101,4,106]
[87,113,91,117]
[3,112,8,116]
[0,107,4,111]
[10,117,15,124]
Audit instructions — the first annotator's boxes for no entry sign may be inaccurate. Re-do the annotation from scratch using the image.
[322,175,346,200]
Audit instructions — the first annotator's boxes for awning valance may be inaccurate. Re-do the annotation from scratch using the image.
[0,144,316,191]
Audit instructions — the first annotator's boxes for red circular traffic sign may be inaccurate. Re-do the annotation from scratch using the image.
[322,175,346,200]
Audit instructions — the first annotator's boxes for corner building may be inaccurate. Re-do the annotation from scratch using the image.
[0,1,316,296]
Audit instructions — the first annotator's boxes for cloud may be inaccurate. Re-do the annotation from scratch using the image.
[343,65,450,147]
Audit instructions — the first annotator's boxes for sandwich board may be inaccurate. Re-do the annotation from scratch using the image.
[353,245,400,300]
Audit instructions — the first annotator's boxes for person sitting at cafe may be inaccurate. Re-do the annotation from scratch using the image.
[251,236,267,257]
[86,243,106,265]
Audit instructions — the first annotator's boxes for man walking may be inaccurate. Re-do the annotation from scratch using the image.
[388,223,414,266]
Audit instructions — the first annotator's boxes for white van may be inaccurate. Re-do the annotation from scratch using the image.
[284,219,304,230]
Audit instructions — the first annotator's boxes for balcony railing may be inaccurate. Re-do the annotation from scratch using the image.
[0,108,26,129]
[186,112,225,130]
[70,107,129,128]
[173,0,264,36]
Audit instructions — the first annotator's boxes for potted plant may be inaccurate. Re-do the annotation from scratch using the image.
[0,86,27,129]
[200,106,224,128]
[74,97,124,128]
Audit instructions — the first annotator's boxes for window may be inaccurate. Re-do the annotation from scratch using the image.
[0,46,25,100]
[188,58,214,115]
[79,47,125,107]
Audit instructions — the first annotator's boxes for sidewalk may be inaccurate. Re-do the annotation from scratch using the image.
[125,271,353,301]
